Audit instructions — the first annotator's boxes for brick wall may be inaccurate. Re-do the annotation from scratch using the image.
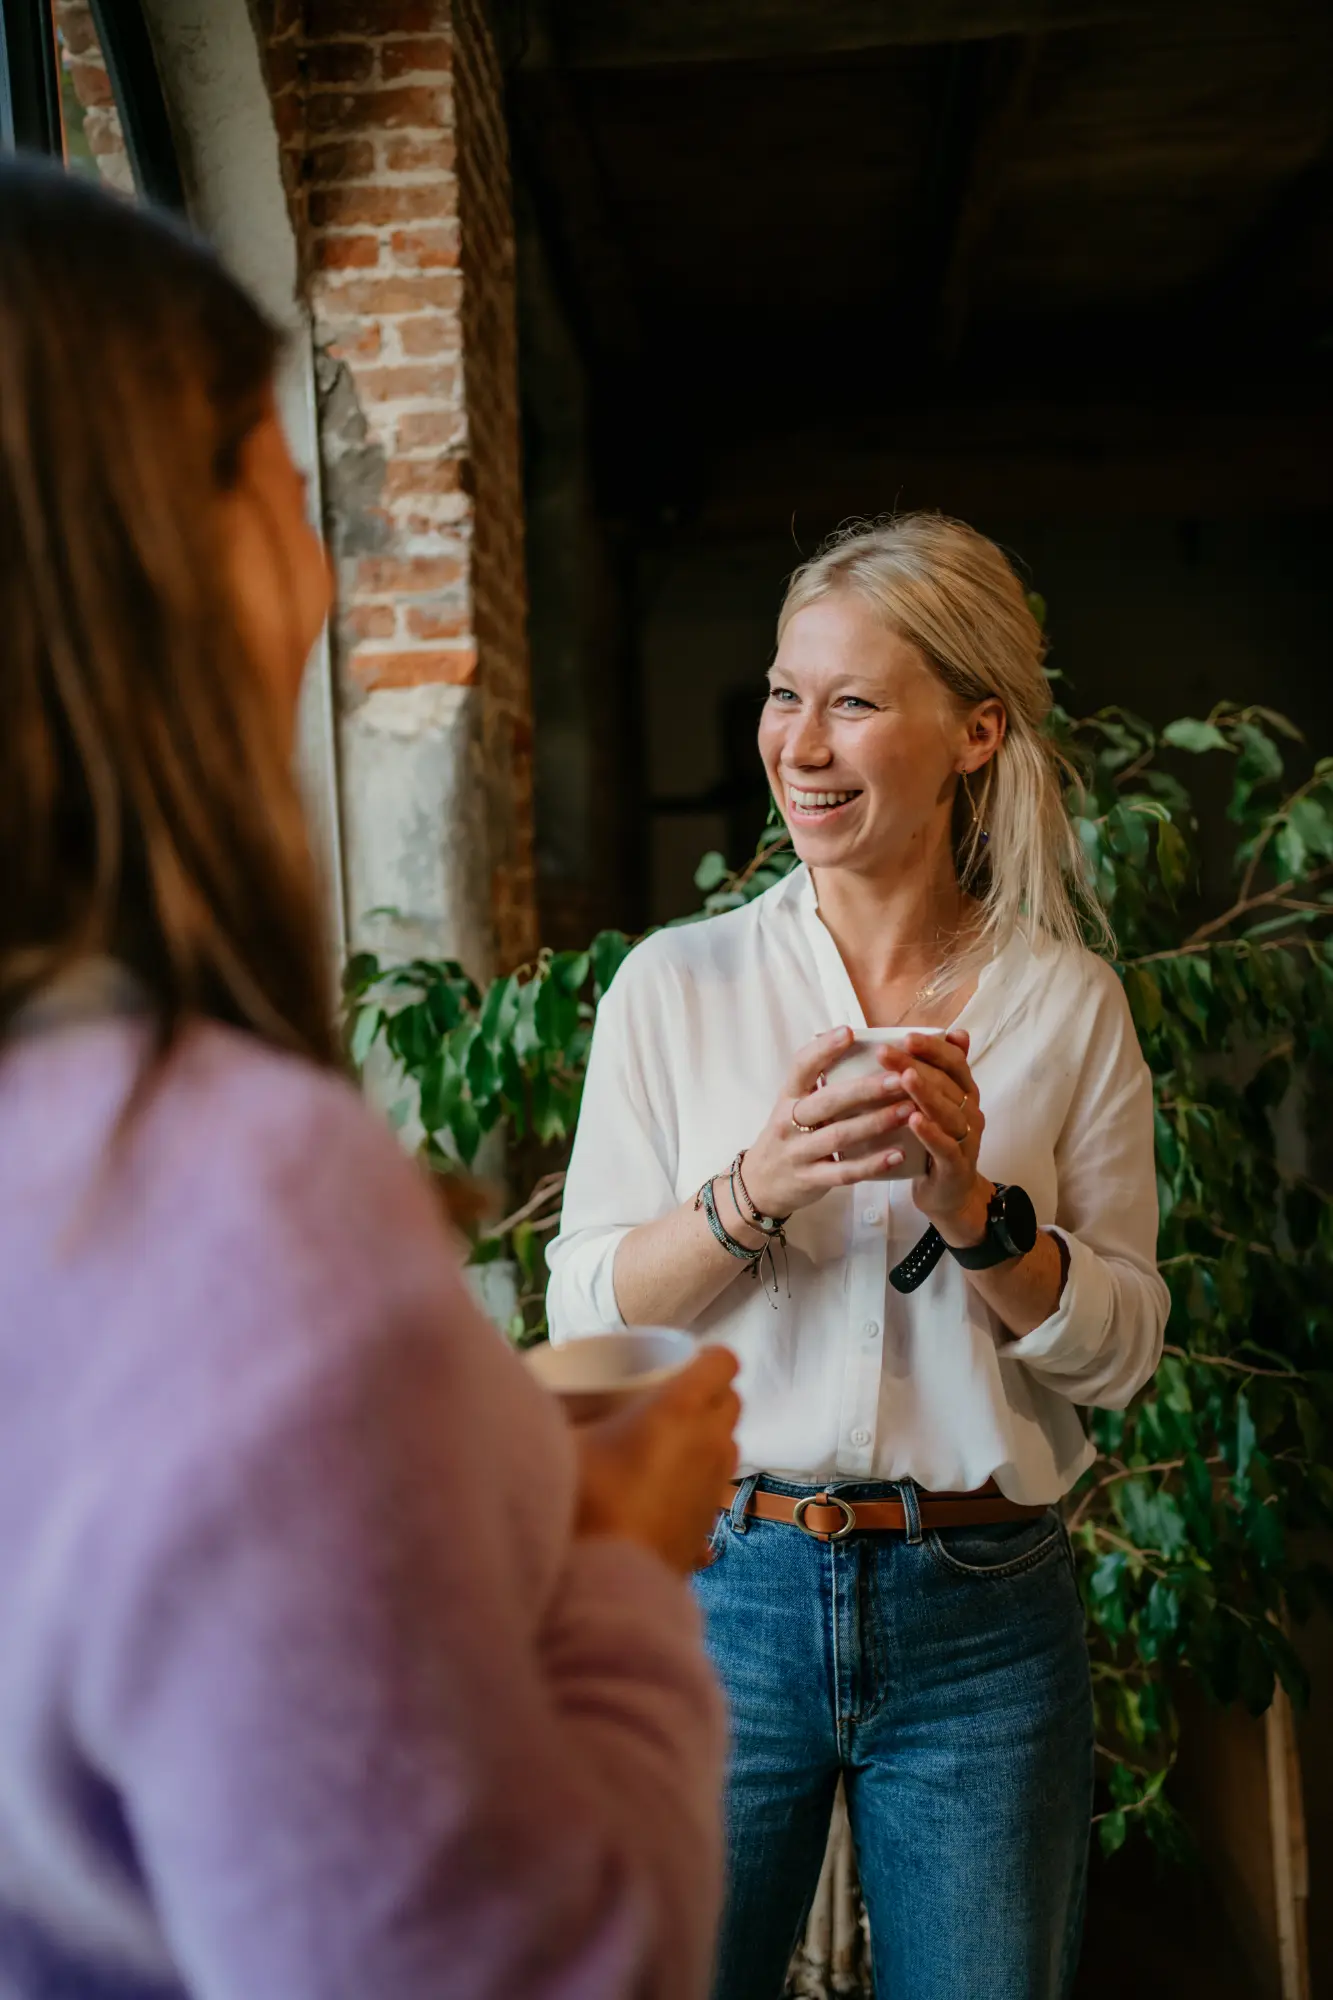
[56,0,134,194]
[259,0,537,971]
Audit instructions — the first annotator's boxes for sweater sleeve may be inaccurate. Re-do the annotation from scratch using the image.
[546,944,681,1341]
[997,962,1169,1408]
[73,1077,725,2000]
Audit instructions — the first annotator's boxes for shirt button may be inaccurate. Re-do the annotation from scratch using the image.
[862,1320,880,1339]
[850,1427,871,1446]
[862,1208,879,1227]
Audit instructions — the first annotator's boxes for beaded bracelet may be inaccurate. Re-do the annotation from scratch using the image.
[695,1171,791,1305]
[730,1150,790,1238]
[695,1176,764,1264]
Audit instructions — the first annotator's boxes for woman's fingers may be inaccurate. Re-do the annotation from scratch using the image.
[904,1031,974,1097]
[786,1026,854,1100]
[801,1102,911,1160]
[793,1065,907,1133]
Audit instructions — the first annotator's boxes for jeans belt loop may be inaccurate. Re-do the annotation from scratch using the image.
[730,1471,762,1535]
[900,1478,924,1546]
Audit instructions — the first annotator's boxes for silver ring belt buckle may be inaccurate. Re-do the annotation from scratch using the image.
[792,1492,857,1541]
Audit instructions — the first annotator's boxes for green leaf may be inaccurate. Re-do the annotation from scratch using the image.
[590,930,632,998]
[1234,1392,1256,1483]
[342,950,382,999]
[1155,818,1191,898]
[1162,718,1230,754]
[1273,821,1307,883]
[693,850,730,892]
[1099,1811,1128,1857]
[479,973,520,1044]
[348,1004,383,1069]
[1124,966,1163,1034]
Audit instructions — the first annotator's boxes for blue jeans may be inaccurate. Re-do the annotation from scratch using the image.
[692,1476,1094,2000]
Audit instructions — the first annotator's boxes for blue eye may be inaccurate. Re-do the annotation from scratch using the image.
[767,687,797,703]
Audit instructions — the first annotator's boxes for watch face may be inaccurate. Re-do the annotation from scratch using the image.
[994,1183,1037,1257]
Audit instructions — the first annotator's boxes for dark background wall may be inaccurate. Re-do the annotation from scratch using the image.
[505,0,1333,939]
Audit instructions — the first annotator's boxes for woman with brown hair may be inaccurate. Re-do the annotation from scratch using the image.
[0,157,738,2000]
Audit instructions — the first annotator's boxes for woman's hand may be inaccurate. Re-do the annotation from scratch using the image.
[574,1345,741,1575]
[896,1029,990,1241]
[738,1027,921,1219]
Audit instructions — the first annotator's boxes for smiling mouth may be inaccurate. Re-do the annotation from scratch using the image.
[786,786,863,818]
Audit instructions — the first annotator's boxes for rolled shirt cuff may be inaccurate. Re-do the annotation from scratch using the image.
[996,1227,1114,1378]
[547,1227,633,1343]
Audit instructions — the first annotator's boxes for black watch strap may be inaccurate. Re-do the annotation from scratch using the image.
[889,1225,946,1294]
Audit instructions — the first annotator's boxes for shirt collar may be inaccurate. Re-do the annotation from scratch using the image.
[778,861,1039,1065]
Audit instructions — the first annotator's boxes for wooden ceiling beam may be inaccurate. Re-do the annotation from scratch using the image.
[929,35,1045,361]
[520,0,1227,72]
[686,403,1333,534]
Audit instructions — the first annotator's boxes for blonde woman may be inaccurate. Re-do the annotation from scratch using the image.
[548,515,1168,2000]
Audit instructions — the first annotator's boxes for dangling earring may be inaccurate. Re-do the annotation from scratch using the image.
[962,768,990,848]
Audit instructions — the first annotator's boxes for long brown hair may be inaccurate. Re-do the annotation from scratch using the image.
[0,156,337,1066]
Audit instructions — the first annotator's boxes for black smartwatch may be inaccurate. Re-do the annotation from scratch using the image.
[947,1183,1038,1271]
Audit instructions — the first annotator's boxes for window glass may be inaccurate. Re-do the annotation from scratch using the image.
[53,1,135,194]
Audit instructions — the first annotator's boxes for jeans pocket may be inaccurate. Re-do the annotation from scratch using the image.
[925,1507,1063,1579]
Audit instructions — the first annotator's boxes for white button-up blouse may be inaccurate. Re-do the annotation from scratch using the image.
[546,864,1168,1504]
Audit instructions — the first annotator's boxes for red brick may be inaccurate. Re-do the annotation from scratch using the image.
[350,646,476,689]
[381,36,453,82]
[353,362,458,403]
[55,12,98,57]
[343,602,397,641]
[383,457,466,499]
[308,138,376,182]
[310,183,449,227]
[264,40,301,91]
[306,42,376,86]
[306,0,442,31]
[388,224,459,270]
[384,134,456,175]
[314,273,460,315]
[272,93,303,143]
[356,555,464,594]
[395,409,467,451]
[396,313,458,357]
[67,61,115,110]
[405,602,468,640]
[313,233,381,271]
[325,320,383,362]
[306,86,446,136]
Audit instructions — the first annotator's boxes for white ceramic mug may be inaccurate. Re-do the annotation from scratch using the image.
[822,1025,946,1182]
[525,1326,695,1423]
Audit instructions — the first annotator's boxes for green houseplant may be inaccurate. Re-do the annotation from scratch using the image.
[343,693,1333,1852]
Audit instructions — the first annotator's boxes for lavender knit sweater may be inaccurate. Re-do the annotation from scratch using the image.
[0,1016,725,1999]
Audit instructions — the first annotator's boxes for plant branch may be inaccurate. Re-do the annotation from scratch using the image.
[481,1171,567,1242]
[1238,770,1322,904]
[729,834,793,893]
[1162,1343,1302,1381]
[1186,862,1333,949]
[1066,1457,1225,1533]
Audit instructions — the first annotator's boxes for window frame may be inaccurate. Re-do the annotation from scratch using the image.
[0,0,184,209]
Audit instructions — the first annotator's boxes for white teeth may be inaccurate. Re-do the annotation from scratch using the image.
[789,788,857,809]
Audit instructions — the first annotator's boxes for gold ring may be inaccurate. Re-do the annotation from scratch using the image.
[791,1102,818,1134]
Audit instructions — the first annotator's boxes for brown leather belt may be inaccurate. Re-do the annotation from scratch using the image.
[721,1479,1047,1543]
